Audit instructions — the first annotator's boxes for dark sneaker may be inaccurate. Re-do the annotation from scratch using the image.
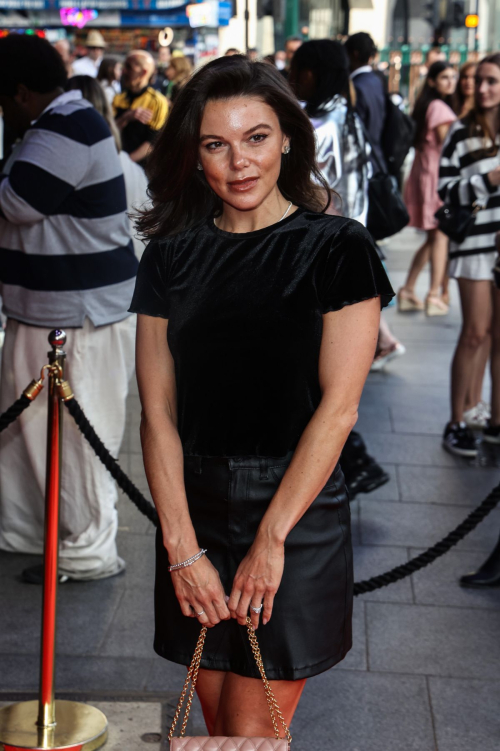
[483,423,500,445]
[344,457,390,500]
[21,564,69,585]
[442,422,478,457]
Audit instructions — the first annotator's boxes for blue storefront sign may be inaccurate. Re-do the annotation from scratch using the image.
[0,0,229,11]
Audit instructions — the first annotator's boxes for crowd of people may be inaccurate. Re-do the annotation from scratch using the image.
[0,29,499,593]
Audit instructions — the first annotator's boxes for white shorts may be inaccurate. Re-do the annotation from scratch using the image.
[448,251,496,281]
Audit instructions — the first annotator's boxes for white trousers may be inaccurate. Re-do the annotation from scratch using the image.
[0,316,136,579]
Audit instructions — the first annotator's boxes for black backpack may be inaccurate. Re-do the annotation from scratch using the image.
[381,96,415,176]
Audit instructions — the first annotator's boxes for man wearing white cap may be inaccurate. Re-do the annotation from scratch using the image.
[72,30,106,77]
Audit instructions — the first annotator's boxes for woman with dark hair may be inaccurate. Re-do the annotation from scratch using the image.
[439,54,500,456]
[130,55,393,735]
[97,55,122,104]
[452,61,476,118]
[288,37,396,488]
[399,61,457,315]
[289,39,369,223]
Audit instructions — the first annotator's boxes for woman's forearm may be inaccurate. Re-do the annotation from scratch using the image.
[257,397,357,546]
[140,412,199,562]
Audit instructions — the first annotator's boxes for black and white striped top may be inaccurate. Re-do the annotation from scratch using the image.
[438,118,500,259]
[0,90,138,327]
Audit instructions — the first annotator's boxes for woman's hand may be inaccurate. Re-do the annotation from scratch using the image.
[228,539,285,630]
[171,556,230,628]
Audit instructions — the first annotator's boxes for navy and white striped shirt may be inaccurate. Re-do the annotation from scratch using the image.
[0,90,138,327]
[438,118,500,259]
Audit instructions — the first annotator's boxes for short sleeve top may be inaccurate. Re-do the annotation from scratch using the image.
[129,208,394,457]
[425,99,456,149]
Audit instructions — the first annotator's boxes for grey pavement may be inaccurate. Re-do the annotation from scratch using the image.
[1,227,500,750]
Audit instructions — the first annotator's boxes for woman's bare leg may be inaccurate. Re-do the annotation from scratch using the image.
[428,229,449,298]
[464,334,491,412]
[194,668,227,734]
[213,672,307,736]
[490,284,500,426]
[196,668,306,737]
[402,236,431,293]
[450,279,492,423]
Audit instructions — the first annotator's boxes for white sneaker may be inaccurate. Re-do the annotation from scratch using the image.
[370,343,406,372]
[478,400,491,419]
[463,404,488,430]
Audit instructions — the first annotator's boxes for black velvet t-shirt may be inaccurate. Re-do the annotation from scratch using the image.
[129,208,394,457]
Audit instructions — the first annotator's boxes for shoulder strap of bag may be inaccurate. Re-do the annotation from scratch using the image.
[168,617,292,745]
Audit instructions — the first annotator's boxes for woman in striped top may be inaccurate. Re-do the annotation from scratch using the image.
[438,53,500,456]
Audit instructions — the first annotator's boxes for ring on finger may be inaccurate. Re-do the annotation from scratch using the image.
[190,606,205,617]
[250,603,263,614]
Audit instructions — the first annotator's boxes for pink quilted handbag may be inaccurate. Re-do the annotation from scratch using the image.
[170,739,288,750]
[168,618,291,751]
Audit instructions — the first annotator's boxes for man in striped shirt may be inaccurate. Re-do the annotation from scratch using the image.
[0,35,138,582]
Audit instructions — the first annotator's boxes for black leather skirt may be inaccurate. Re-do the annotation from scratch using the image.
[154,451,353,681]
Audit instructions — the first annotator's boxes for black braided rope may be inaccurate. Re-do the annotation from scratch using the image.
[354,483,500,595]
[0,394,32,433]
[64,397,159,527]
[64,395,500,594]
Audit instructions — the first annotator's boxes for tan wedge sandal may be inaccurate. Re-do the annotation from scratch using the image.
[426,295,449,317]
[397,288,424,312]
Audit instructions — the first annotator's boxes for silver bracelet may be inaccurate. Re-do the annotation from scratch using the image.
[168,548,207,572]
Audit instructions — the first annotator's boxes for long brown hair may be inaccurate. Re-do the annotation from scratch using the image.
[466,53,500,156]
[451,61,476,117]
[136,55,331,239]
[168,55,193,85]
[412,61,455,149]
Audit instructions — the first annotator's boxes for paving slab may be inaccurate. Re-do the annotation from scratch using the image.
[360,498,500,551]
[94,701,162,751]
[362,431,461,468]
[99,586,155,659]
[428,677,500,751]
[117,487,153,536]
[410,547,500,610]
[367,602,500,679]
[397,465,499,506]
[291,670,435,751]
[116,530,156,589]
[353,544,413,603]
[334,600,367,672]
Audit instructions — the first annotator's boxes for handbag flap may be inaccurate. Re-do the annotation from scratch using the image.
[171,737,289,751]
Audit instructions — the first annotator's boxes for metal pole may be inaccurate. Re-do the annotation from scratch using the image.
[36,329,66,730]
[0,329,108,751]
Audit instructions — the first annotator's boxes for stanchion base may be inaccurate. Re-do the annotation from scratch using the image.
[0,700,107,751]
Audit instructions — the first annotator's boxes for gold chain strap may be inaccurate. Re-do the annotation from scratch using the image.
[168,617,292,745]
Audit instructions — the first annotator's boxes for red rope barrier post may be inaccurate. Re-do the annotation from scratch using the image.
[0,330,108,751]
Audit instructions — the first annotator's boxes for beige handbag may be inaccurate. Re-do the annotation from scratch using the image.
[169,617,292,751]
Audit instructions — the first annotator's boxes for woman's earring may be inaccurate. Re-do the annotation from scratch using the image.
[283,145,291,155]
[196,162,203,171]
